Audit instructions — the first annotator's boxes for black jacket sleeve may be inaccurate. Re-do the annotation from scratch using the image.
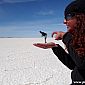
[52,45,75,70]
[62,32,85,69]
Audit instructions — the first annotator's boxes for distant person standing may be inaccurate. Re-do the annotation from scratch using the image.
[34,0,85,84]
[39,31,47,43]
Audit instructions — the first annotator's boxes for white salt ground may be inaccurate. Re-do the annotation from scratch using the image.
[0,38,72,85]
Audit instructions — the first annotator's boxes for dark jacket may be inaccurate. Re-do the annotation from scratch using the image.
[52,32,85,84]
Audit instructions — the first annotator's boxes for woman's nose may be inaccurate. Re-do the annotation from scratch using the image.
[63,19,67,24]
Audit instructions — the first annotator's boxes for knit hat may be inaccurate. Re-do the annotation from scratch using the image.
[65,0,85,18]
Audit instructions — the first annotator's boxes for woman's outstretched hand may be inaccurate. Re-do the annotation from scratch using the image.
[33,42,58,49]
[52,31,65,40]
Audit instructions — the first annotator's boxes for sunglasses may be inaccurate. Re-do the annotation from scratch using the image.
[65,13,75,20]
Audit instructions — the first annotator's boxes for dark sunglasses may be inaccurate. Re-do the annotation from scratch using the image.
[65,13,75,20]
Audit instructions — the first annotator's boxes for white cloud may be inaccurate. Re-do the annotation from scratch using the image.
[0,0,40,3]
[37,10,54,16]
[0,18,66,37]
[0,18,65,33]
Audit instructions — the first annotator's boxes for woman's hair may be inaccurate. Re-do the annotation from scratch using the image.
[64,0,85,57]
[72,14,85,57]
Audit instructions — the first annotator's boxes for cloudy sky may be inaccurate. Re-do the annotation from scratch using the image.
[0,0,72,38]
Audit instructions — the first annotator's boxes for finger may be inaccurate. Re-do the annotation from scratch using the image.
[33,43,47,49]
[51,32,58,37]
[55,32,62,40]
[33,43,38,46]
[55,36,62,40]
[33,43,42,47]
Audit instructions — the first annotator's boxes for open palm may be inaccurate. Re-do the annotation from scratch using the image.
[33,42,58,49]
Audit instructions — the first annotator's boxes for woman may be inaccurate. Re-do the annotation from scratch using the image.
[33,0,85,84]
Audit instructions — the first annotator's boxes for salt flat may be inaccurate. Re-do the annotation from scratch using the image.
[0,38,72,85]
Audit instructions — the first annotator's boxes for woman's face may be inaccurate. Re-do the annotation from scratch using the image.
[64,17,77,33]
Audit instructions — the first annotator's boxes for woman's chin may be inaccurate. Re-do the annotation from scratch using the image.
[67,28,74,33]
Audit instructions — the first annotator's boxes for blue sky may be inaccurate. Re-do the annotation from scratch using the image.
[0,0,72,38]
